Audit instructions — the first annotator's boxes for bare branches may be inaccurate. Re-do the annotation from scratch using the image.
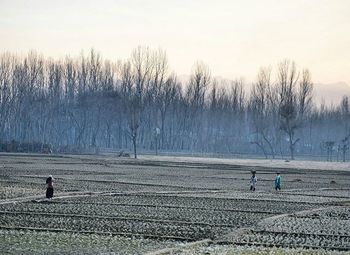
[187,61,211,109]
[1,49,349,161]
[276,61,313,159]
[298,69,313,117]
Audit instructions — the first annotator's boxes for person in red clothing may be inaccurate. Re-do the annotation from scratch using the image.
[46,175,54,199]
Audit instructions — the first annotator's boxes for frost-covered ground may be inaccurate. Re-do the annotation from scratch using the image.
[170,244,350,255]
[0,153,349,254]
[141,155,350,171]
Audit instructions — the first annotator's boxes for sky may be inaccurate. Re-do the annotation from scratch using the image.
[0,0,350,85]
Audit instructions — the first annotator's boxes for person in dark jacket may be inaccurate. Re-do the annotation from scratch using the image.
[274,172,281,191]
[46,175,54,199]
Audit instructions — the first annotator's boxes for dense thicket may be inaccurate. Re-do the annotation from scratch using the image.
[0,47,349,160]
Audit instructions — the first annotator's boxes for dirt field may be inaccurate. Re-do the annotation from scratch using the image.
[0,153,349,254]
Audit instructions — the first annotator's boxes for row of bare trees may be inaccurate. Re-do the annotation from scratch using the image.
[0,47,349,160]
[249,62,313,160]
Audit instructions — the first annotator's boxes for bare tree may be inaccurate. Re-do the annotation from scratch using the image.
[337,96,350,161]
[298,69,313,117]
[185,62,211,150]
[157,74,178,149]
[277,60,299,159]
[122,46,155,158]
[277,61,313,160]
[0,53,16,141]
[249,67,275,158]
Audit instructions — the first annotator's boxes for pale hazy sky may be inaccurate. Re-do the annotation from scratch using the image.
[1,0,350,85]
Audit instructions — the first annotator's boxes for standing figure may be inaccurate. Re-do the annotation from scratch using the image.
[275,172,281,191]
[250,171,257,191]
[46,175,54,199]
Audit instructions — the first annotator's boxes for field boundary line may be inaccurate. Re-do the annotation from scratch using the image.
[0,189,224,205]
[252,229,350,238]
[144,238,212,255]
[43,200,277,214]
[0,210,239,227]
[256,206,330,228]
[0,191,111,205]
[217,205,350,249]
[0,225,196,241]
[125,193,325,205]
[218,241,350,251]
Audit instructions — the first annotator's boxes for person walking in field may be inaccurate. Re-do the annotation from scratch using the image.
[275,172,281,191]
[46,175,54,199]
[250,170,257,191]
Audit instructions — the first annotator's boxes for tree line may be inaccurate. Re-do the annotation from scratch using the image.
[0,47,349,160]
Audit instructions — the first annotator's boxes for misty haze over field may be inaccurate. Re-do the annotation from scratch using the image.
[1,1,350,254]
[1,0,350,161]
[0,48,350,162]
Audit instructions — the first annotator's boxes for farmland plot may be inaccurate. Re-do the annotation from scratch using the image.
[0,153,349,254]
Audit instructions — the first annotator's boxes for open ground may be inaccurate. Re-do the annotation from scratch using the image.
[0,153,349,254]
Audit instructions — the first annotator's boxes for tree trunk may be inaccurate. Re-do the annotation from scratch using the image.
[289,133,295,160]
[132,133,137,159]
